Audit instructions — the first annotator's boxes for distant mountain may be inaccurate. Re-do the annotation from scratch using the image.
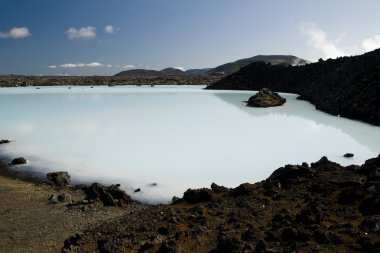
[206,55,308,75]
[185,68,212,75]
[161,67,184,75]
[114,69,163,77]
[115,67,186,77]
[114,55,308,77]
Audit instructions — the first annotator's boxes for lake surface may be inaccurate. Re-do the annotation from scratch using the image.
[1,85,380,203]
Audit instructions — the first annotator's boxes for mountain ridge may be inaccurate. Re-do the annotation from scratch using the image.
[206,55,308,75]
[114,55,308,77]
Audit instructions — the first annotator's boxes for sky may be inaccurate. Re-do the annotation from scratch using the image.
[1,0,380,76]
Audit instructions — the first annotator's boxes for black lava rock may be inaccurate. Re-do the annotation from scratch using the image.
[246,88,286,107]
[46,171,71,186]
[11,157,27,165]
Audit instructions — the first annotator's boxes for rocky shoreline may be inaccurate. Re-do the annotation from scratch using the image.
[1,145,380,252]
[206,48,380,126]
[0,75,222,87]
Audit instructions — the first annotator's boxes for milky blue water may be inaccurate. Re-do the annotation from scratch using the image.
[1,85,380,203]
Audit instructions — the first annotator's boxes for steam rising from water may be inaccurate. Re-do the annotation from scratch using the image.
[1,86,380,203]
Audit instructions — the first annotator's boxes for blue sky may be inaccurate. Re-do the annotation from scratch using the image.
[1,0,380,75]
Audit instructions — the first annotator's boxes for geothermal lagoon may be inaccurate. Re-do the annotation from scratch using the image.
[1,85,380,203]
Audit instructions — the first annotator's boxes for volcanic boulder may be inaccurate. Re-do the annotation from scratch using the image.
[11,157,27,165]
[47,171,71,186]
[247,88,286,107]
[83,183,132,207]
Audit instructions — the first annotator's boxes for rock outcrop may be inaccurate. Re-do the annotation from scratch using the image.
[82,183,132,207]
[46,171,71,186]
[11,157,27,165]
[206,48,380,126]
[63,154,380,253]
[246,88,286,107]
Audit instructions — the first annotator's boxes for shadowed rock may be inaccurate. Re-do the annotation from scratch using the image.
[11,157,27,165]
[246,88,286,107]
[231,183,257,197]
[83,183,132,207]
[181,188,214,203]
[46,171,71,186]
[211,182,229,193]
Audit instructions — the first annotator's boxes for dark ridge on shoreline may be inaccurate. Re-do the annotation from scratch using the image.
[0,75,222,87]
[206,49,380,126]
[62,154,380,252]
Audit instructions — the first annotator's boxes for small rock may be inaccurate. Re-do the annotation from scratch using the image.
[181,188,213,203]
[48,194,59,204]
[171,196,180,203]
[338,188,365,205]
[360,216,380,232]
[0,139,11,144]
[231,183,256,197]
[314,230,330,244]
[157,239,184,253]
[241,228,256,241]
[11,157,27,165]
[216,235,242,252]
[344,153,354,158]
[134,188,141,193]
[49,192,71,203]
[282,227,299,242]
[359,195,380,215]
[58,192,71,202]
[157,227,169,235]
[211,182,229,193]
[254,240,267,253]
[47,171,71,186]
[83,183,132,207]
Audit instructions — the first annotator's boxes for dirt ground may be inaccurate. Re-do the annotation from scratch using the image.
[0,162,128,253]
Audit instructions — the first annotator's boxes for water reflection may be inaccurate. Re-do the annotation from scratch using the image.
[212,92,380,153]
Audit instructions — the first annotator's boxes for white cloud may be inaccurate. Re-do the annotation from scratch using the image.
[299,22,347,59]
[362,34,380,52]
[105,25,119,34]
[50,62,106,68]
[0,27,31,39]
[123,65,135,69]
[66,26,96,40]
[85,62,103,67]
[60,63,78,68]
